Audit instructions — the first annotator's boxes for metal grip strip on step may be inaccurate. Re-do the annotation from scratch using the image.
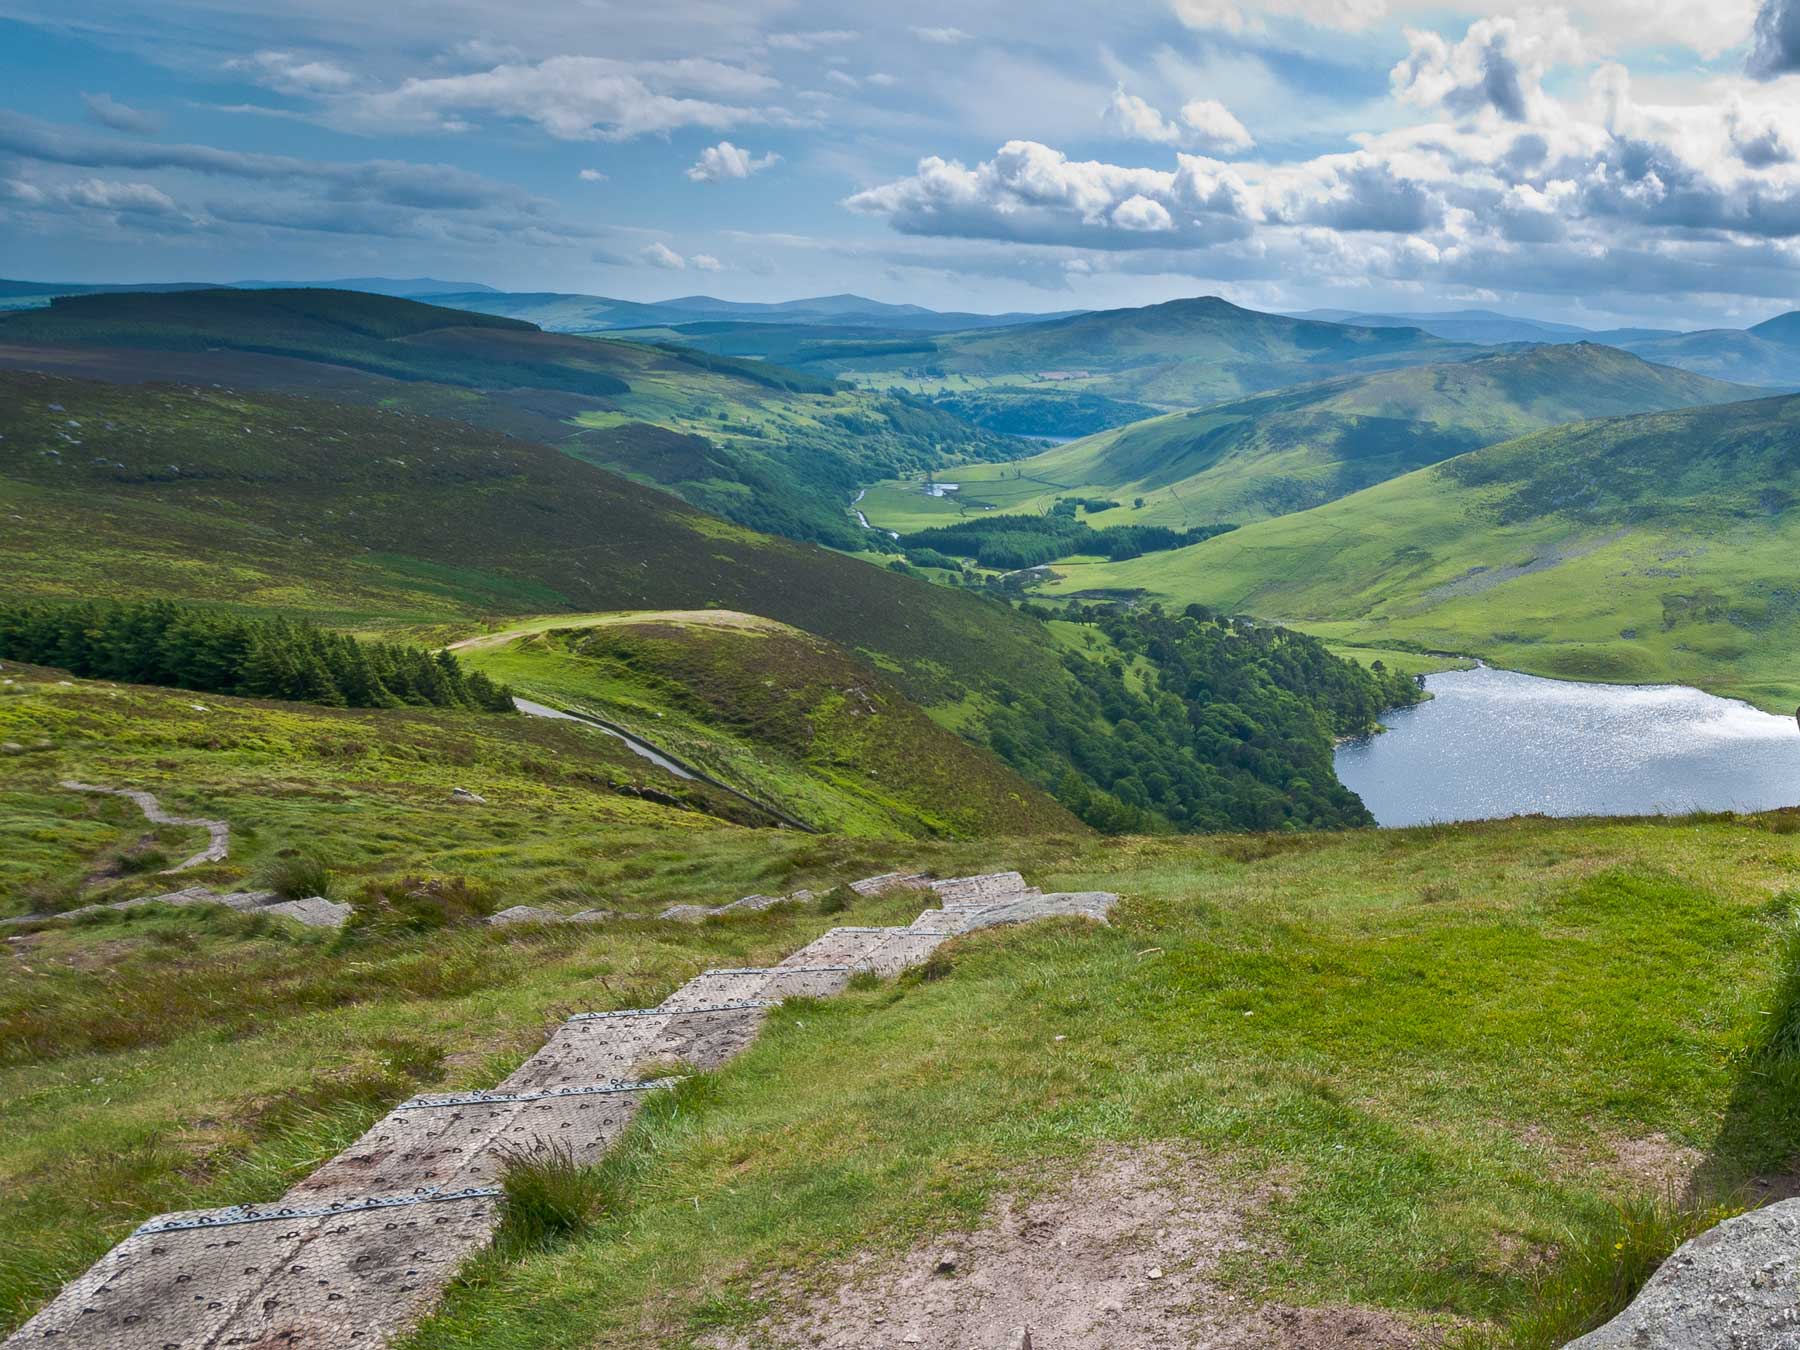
[396,1078,680,1110]
[566,1000,777,1023]
[133,1186,502,1236]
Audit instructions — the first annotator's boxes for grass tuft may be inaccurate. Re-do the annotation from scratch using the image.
[492,1143,607,1259]
[1753,907,1800,1064]
[254,851,334,900]
[1483,1195,1744,1350]
[817,884,857,915]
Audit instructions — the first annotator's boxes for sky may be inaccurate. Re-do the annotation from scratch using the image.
[3,0,1800,328]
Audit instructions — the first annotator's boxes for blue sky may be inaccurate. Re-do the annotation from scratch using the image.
[2,0,1799,327]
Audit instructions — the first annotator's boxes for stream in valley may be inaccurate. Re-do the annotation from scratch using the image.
[1335,665,1800,827]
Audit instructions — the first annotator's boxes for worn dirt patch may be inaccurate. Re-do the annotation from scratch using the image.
[709,1143,1431,1350]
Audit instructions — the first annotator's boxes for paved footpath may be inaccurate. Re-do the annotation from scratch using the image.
[6,871,1116,1349]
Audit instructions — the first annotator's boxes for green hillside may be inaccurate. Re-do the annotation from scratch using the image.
[1036,393,1800,711]
[452,612,1078,839]
[0,368,1049,699]
[0,369,1413,833]
[1617,314,1800,389]
[863,344,1760,534]
[835,297,1483,428]
[0,289,1018,548]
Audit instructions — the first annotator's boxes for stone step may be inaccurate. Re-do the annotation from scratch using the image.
[499,1003,772,1092]
[848,870,927,897]
[929,872,1035,906]
[5,1190,499,1349]
[285,1081,671,1205]
[855,931,947,976]
[659,965,851,1012]
[778,926,906,967]
[957,892,1118,933]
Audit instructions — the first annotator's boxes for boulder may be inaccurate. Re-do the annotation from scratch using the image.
[1563,1200,1800,1348]
[449,787,487,804]
[659,904,713,922]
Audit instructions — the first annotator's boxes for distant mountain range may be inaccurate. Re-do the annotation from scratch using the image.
[1290,306,1800,388]
[0,276,1073,333]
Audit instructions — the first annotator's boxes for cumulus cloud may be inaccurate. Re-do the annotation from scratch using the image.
[640,241,691,268]
[81,92,159,135]
[844,140,1255,249]
[349,56,777,140]
[578,167,608,181]
[1748,0,1800,78]
[910,26,971,43]
[686,140,781,182]
[1180,99,1254,153]
[1392,14,1582,122]
[691,252,724,271]
[1105,87,1183,144]
[1106,88,1253,153]
[1728,98,1794,165]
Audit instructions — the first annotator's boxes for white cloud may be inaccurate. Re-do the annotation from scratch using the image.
[867,73,898,88]
[826,70,860,89]
[641,241,688,269]
[844,140,1255,249]
[1113,193,1176,230]
[348,56,778,140]
[686,140,781,182]
[1180,99,1254,153]
[691,253,724,271]
[578,167,607,182]
[910,26,972,43]
[1171,0,1388,35]
[228,49,357,95]
[766,29,858,51]
[1106,87,1253,154]
[1392,13,1584,122]
[1105,87,1183,144]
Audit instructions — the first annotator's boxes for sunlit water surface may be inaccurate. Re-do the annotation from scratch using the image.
[1335,665,1800,828]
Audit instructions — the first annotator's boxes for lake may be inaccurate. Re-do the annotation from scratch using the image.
[1335,665,1800,827]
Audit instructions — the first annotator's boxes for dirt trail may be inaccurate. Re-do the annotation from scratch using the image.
[59,780,229,870]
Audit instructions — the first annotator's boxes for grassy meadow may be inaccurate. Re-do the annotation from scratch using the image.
[5,645,1798,1347]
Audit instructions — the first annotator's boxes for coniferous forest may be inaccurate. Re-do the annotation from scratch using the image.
[0,601,514,712]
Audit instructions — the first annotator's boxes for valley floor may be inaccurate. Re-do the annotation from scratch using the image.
[4,649,1797,1349]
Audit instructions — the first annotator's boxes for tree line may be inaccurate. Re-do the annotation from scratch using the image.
[902,512,1237,569]
[0,600,514,712]
[982,603,1423,833]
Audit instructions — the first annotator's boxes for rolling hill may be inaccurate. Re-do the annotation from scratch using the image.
[1034,392,1800,711]
[1613,314,1800,390]
[452,612,1078,838]
[818,295,1493,436]
[861,344,1762,535]
[0,288,1018,548]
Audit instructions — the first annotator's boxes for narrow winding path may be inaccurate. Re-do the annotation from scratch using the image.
[7,871,1116,1349]
[59,780,230,871]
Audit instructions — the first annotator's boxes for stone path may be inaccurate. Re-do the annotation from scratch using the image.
[60,781,231,871]
[3,885,352,930]
[5,871,1116,1349]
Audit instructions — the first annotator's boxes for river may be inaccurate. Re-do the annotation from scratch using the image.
[1335,665,1800,827]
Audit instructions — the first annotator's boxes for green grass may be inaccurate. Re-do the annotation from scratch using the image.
[453,613,1078,839]
[386,815,1800,1347]
[0,288,1021,550]
[7,662,1800,1346]
[0,368,1070,714]
[860,345,1757,543]
[1037,393,1800,712]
